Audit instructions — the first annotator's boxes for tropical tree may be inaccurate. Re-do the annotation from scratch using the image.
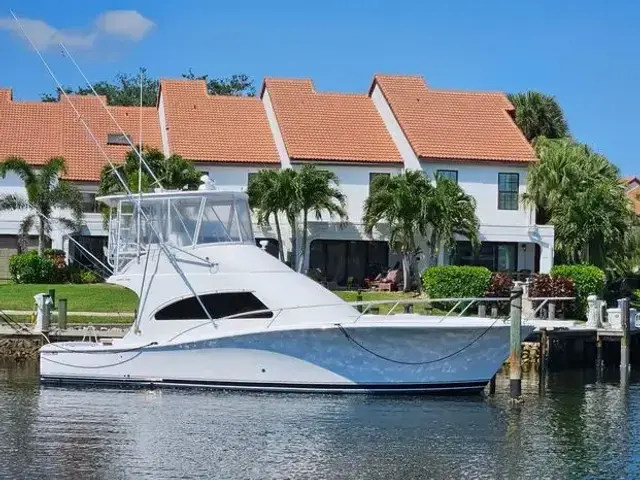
[425,173,480,267]
[525,137,636,275]
[507,91,569,142]
[246,169,287,261]
[97,147,201,225]
[296,165,347,272]
[363,171,432,291]
[0,157,83,255]
[42,69,256,104]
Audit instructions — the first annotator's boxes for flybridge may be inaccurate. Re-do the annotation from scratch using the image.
[100,189,255,274]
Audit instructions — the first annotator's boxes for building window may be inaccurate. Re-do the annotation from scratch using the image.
[80,192,99,213]
[498,173,519,210]
[436,170,458,183]
[155,292,272,320]
[369,172,390,192]
[107,133,133,146]
[309,239,389,287]
[452,241,517,272]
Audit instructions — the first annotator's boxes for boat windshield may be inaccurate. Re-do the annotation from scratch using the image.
[107,192,254,270]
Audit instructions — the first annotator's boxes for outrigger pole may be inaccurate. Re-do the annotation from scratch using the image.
[9,10,217,328]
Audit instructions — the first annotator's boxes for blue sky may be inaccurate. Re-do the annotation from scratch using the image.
[0,0,638,174]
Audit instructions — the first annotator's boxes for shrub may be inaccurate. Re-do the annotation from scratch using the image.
[80,270,101,284]
[531,273,576,318]
[9,251,57,284]
[550,264,605,318]
[486,272,514,298]
[422,266,492,299]
[43,248,69,283]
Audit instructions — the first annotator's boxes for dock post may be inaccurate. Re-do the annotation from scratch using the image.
[491,305,498,318]
[509,284,523,401]
[48,288,55,309]
[404,304,413,314]
[58,298,67,330]
[619,298,631,371]
[548,301,556,321]
[596,335,603,370]
[41,294,51,334]
[356,290,363,313]
[478,302,487,318]
[540,328,548,374]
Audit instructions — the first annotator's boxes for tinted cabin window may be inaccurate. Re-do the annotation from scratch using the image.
[155,292,272,320]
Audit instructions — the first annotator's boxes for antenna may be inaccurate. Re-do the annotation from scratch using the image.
[10,11,216,327]
[137,67,143,263]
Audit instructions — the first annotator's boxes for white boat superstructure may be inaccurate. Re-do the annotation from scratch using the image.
[40,187,532,393]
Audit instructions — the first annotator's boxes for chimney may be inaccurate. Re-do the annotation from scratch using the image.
[0,88,13,102]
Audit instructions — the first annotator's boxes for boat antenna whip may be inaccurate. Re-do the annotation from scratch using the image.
[9,10,217,328]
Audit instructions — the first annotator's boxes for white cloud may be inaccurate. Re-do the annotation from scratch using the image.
[96,11,154,41]
[0,10,154,52]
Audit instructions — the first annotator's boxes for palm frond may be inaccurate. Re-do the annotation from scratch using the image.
[0,193,30,211]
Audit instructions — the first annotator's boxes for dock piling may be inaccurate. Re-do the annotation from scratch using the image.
[509,284,523,401]
[356,290,363,313]
[596,336,603,370]
[41,294,51,334]
[478,303,486,318]
[58,298,67,330]
[540,328,549,374]
[619,297,631,371]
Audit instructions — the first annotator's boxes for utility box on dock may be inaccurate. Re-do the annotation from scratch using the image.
[607,307,639,330]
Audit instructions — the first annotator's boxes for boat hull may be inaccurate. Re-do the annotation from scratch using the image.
[40,324,530,394]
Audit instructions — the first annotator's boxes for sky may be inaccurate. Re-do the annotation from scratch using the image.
[0,0,638,174]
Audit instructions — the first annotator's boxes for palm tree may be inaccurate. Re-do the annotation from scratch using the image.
[246,169,287,261]
[297,165,347,272]
[97,147,201,225]
[0,156,83,255]
[426,173,480,267]
[363,171,432,291]
[507,91,569,142]
[525,137,635,273]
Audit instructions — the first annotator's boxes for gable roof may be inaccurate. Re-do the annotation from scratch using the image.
[0,89,161,182]
[262,78,401,164]
[160,79,279,164]
[370,74,536,163]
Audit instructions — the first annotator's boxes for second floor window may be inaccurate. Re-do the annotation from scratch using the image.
[369,172,390,192]
[436,169,458,183]
[498,173,519,210]
[80,192,99,213]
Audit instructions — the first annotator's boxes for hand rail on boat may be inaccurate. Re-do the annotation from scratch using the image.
[164,296,575,344]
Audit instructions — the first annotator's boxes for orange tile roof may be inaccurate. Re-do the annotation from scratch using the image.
[371,75,536,163]
[160,79,279,164]
[627,184,640,216]
[0,89,161,182]
[263,78,401,163]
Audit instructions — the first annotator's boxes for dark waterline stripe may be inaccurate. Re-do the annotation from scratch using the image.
[40,376,488,394]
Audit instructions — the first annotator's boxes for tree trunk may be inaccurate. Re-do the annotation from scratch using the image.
[289,216,297,270]
[38,216,46,256]
[402,252,411,292]
[429,233,438,268]
[274,214,285,262]
[299,210,308,273]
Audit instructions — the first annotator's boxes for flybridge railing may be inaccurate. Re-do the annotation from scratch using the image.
[164,296,576,344]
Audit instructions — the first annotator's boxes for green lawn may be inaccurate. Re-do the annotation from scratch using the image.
[334,290,444,315]
[0,283,138,313]
[0,283,445,319]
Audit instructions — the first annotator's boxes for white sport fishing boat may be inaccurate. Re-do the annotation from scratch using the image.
[39,183,533,393]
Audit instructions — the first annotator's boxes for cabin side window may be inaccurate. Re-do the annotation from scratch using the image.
[154,292,272,320]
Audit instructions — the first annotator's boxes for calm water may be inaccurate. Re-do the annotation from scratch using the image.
[1,362,639,480]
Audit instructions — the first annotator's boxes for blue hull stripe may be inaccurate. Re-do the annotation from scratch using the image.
[40,376,488,394]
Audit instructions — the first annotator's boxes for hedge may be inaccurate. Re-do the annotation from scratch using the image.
[422,266,492,299]
[551,264,605,318]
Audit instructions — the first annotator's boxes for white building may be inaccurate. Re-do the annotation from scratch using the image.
[0,74,554,285]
